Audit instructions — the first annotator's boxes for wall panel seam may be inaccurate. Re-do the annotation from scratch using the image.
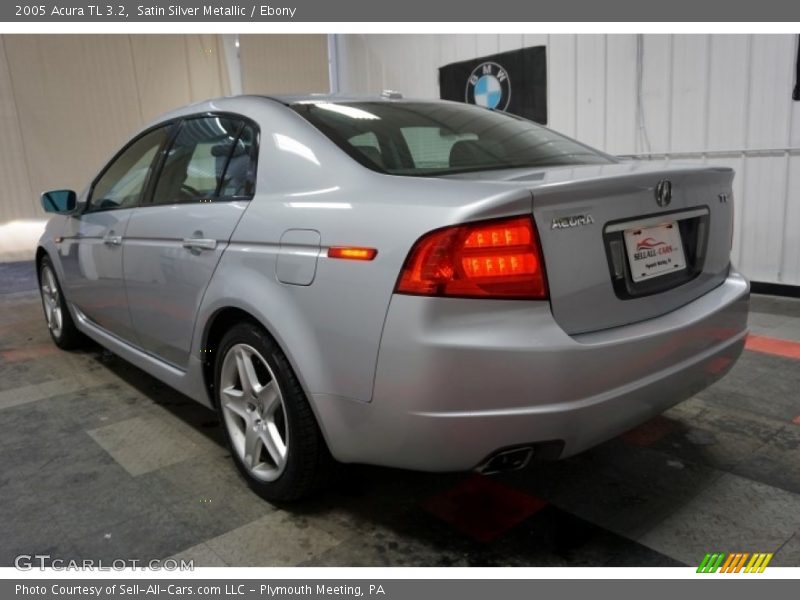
[1,35,36,211]
[126,35,145,125]
[779,34,797,282]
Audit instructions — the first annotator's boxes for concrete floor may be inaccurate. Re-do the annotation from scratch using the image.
[1,260,799,567]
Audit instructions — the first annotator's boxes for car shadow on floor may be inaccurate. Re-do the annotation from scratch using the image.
[6,270,797,566]
[80,340,719,566]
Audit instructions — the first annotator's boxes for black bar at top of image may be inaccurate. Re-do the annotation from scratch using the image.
[1,0,799,22]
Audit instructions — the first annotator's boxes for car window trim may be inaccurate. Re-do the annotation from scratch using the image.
[85,111,260,214]
[141,112,260,208]
[210,117,259,201]
[143,119,185,207]
[84,122,176,214]
[213,121,246,198]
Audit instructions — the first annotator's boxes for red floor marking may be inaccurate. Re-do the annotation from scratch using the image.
[792,416,800,426]
[620,415,676,447]
[423,475,548,543]
[0,344,59,363]
[745,334,800,360]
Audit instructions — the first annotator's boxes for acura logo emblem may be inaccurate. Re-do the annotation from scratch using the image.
[655,180,672,207]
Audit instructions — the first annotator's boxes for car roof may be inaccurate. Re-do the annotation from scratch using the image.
[146,93,443,129]
[168,93,435,113]
[265,93,414,104]
[145,92,476,132]
[150,92,424,120]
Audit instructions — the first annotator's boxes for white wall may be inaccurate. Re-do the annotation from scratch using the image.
[335,34,800,286]
[0,34,331,262]
[0,34,232,262]
[240,34,330,94]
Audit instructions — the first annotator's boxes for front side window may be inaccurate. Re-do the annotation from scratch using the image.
[292,101,615,176]
[151,117,256,206]
[89,126,170,211]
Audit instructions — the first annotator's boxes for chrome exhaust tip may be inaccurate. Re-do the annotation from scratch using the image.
[475,447,533,475]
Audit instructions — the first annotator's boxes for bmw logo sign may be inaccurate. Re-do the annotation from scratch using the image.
[466,62,511,111]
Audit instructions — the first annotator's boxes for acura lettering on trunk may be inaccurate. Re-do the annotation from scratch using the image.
[36,95,750,500]
[551,214,595,229]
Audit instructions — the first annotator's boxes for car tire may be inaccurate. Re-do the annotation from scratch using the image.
[214,322,336,502]
[38,255,85,350]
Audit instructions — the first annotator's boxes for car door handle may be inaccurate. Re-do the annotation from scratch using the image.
[182,238,217,251]
[103,234,122,246]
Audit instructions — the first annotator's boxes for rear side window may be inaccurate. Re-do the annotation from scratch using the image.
[219,124,257,197]
[151,117,256,206]
[89,126,170,211]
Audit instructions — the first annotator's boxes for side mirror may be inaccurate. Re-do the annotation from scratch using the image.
[41,190,77,214]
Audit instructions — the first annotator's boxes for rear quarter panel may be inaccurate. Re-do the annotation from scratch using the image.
[195,99,536,404]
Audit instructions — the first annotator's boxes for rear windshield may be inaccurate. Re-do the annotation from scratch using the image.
[291,101,615,176]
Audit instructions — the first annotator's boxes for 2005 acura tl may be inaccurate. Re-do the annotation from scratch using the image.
[37,95,749,500]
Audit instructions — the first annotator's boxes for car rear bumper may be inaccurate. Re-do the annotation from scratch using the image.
[313,270,749,471]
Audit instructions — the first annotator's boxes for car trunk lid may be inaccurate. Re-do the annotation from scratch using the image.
[447,161,735,335]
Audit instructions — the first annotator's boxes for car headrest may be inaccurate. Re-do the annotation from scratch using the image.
[353,145,384,168]
[449,140,491,168]
[211,140,248,158]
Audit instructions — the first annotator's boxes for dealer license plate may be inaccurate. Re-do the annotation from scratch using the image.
[623,221,687,282]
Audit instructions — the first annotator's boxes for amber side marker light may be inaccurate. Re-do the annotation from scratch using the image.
[328,246,378,261]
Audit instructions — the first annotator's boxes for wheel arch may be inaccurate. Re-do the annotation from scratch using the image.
[200,306,260,408]
[199,305,321,413]
[35,246,49,280]
[199,304,339,459]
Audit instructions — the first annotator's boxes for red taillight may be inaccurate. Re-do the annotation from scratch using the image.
[395,215,548,299]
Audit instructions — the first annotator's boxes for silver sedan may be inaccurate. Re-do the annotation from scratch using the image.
[36,95,749,500]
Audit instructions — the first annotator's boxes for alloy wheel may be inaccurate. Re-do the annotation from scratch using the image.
[40,265,63,338]
[219,343,289,482]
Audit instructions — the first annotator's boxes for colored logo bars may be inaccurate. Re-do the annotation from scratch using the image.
[697,552,774,573]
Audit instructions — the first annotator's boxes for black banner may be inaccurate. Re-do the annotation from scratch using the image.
[0,0,797,22]
[4,579,798,599]
[439,46,547,124]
